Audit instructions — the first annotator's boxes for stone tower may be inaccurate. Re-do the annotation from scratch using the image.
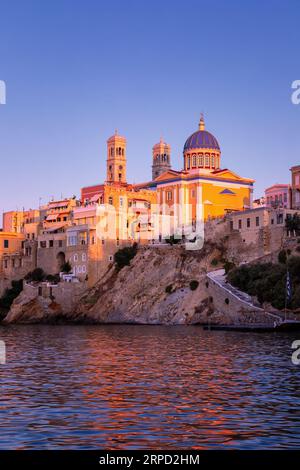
[152,137,171,180]
[106,130,127,185]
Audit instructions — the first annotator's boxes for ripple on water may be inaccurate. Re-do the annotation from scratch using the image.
[0,324,299,449]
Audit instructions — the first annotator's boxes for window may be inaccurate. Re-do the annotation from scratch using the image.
[211,155,215,168]
[191,189,196,198]
[256,216,260,227]
[230,221,233,231]
[187,156,191,169]
[108,255,113,262]
[192,154,197,167]
[77,265,82,273]
[120,197,123,207]
[108,196,113,205]
[68,236,77,246]
[82,253,86,262]
[166,191,173,201]
[58,240,63,248]
[4,260,8,269]
[49,240,54,248]
[4,239,9,249]
[199,154,204,167]
[238,219,242,229]
[284,193,287,203]
[40,241,46,248]
[247,218,250,228]
[82,265,86,273]
[74,254,78,262]
[277,214,283,224]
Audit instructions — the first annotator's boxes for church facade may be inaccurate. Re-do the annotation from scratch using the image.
[81,115,254,243]
[150,115,254,225]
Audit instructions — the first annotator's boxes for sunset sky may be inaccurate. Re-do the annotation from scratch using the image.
[1,0,300,217]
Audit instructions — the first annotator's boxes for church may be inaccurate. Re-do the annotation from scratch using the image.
[148,115,254,223]
[80,115,254,241]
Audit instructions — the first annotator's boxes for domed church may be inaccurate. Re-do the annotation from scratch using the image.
[151,115,254,221]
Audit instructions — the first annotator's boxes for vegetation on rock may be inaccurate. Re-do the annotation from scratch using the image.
[61,261,72,273]
[24,268,46,282]
[114,243,138,270]
[189,280,199,291]
[0,279,23,312]
[227,256,300,310]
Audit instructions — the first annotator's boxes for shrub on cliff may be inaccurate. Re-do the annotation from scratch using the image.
[25,268,46,282]
[278,250,287,264]
[0,279,23,311]
[189,280,199,291]
[165,235,180,245]
[46,274,60,284]
[114,243,138,270]
[227,260,300,310]
[165,284,173,294]
[61,261,72,273]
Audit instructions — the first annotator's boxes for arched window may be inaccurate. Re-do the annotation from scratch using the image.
[199,154,204,167]
[192,154,197,167]
[187,155,191,169]
[205,154,210,167]
[211,155,215,168]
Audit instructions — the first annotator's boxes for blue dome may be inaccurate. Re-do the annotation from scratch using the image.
[184,130,220,152]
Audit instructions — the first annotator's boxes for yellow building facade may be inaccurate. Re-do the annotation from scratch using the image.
[152,115,254,230]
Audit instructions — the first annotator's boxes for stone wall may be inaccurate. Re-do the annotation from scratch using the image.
[22,280,87,314]
[206,273,278,326]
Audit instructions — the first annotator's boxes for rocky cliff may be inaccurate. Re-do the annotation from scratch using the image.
[4,243,226,325]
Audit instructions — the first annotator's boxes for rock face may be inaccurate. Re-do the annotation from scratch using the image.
[75,245,215,325]
[3,292,63,324]
[4,244,223,325]
[4,240,275,326]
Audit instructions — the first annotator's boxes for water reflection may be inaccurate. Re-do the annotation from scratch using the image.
[0,325,299,449]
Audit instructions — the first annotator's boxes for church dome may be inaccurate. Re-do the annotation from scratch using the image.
[183,115,220,152]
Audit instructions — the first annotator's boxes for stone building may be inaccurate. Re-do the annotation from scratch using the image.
[265,184,290,209]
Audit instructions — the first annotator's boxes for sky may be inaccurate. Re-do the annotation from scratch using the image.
[0,0,300,219]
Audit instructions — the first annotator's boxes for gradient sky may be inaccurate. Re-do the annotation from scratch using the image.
[1,0,300,221]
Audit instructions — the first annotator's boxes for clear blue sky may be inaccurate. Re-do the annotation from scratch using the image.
[0,0,300,217]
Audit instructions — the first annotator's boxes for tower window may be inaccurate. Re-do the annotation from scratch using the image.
[211,155,215,168]
[119,173,122,181]
[187,156,191,169]
[108,196,113,205]
[192,154,197,167]
[199,154,204,167]
[166,191,173,201]
[205,155,210,167]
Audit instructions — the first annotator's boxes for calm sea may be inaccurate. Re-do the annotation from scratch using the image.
[0,324,299,449]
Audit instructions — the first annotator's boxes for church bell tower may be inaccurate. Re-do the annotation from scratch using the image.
[106,130,127,185]
[152,137,171,180]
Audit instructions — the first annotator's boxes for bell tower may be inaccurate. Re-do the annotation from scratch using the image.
[152,137,171,180]
[106,130,127,185]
